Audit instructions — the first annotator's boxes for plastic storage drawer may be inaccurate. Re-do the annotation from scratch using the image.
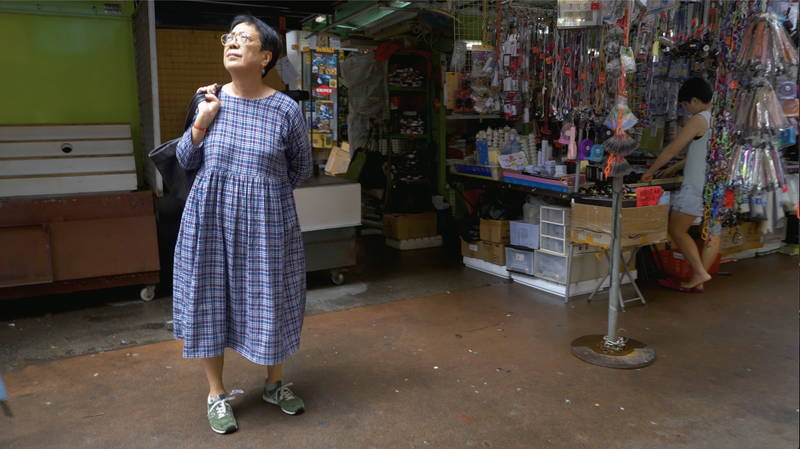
[540,206,569,225]
[505,246,535,275]
[532,250,568,283]
[540,235,566,255]
[540,221,565,239]
[510,221,539,249]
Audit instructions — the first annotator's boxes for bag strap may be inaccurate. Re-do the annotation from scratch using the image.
[182,83,222,131]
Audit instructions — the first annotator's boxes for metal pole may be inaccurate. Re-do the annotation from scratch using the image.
[573,123,582,194]
[606,174,623,339]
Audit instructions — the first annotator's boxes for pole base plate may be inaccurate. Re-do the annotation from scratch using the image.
[571,335,656,369]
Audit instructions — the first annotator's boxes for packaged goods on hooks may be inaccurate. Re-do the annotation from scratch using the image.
[388,67,425,88]
[728,143,788,193]
[725,12,797,195]
[696,3,799,239]
[470,49,502,114]
[736,13,799,75]
[733,81,791,139]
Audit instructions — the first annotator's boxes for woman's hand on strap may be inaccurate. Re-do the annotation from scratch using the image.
[195,84,222,128]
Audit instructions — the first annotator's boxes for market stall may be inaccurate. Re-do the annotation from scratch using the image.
[428,0,799,301]
[294,0,797,295]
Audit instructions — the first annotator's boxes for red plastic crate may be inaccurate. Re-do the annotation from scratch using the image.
[658,249,720,280]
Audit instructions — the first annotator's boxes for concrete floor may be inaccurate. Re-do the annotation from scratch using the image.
[0,236,505,372]
[1,244,798,448]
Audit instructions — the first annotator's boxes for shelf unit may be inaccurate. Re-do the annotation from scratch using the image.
[384,51,433,213]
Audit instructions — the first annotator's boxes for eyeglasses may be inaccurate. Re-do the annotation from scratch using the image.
[220,32,256,46]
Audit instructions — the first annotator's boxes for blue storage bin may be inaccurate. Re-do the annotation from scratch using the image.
[510,221,539,249]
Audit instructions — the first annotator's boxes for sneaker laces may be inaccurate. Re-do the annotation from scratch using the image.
[275,383,296,402]
[210,398,230,419]
[209,389,244,419]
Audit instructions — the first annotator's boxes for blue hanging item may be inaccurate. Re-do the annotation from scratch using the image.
[476,139,489,165]
[779,126,797,147]
[589,144,606,163]
[578,139,593,160]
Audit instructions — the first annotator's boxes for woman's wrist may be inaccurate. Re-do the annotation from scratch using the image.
[195,112,214,129]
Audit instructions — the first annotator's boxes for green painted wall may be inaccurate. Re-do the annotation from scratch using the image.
[0,6,143,186]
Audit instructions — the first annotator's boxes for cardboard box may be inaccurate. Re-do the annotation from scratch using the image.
[461,239,481,259]
[478,241,506,266]
[510,221,540,249]
[384,212,437,240]
[569,204,668,249]
[324,142,351,176]
[480,219,510,244]
[720,222,764,256]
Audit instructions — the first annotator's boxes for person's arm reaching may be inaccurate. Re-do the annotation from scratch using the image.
[641,114,707,182]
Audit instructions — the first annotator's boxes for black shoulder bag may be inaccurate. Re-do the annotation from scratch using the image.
[147,85,220,201]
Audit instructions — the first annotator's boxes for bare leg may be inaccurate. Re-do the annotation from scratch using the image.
[267,364,283,385]
[668,211,711,289]
[695,233,721,290]
[202,356,226,397]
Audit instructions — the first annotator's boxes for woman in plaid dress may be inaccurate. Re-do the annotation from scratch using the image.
[172,15,312,434]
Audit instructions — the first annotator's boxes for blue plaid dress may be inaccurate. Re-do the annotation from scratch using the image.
[172,90,312,365]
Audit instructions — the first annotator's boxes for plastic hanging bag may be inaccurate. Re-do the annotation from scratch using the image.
[620,46,636,73]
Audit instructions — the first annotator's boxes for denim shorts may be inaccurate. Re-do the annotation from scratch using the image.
[670,184,704,217]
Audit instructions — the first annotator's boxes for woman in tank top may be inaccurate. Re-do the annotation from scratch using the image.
[641,77,720,292]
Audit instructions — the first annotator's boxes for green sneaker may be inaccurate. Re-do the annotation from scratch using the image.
[262,381,305,415]
[207,394,238,434]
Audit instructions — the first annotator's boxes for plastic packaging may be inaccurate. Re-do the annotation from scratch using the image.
[734,82,790,136]
[736,13,799,75]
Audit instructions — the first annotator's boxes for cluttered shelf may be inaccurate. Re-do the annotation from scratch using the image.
[446,113,505,120]
[390,134,429,140]
[388,87,426,93]
[449,162,683,197]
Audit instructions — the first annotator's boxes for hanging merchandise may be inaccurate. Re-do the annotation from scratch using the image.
[601,0,627,26]
[550,27,604,121]
[733,81,791,138]
[557,0,602,29]
[728,142,788,192]
[603,1,638,177]
[724,10,798,195]
[307,51,339,147]
[736,13,799,75]
[470,49,501,114]
[700,0,753,240]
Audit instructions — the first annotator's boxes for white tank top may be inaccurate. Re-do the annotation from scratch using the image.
[682,110,711,191]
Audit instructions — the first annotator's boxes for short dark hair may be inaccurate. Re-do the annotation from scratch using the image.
[678,77,713,104]
[230,14,282,77]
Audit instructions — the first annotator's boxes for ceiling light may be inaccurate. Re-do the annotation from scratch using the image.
[315,15,326,23]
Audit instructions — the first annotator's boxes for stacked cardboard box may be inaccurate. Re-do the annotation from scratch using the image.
[473,219,509,266]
